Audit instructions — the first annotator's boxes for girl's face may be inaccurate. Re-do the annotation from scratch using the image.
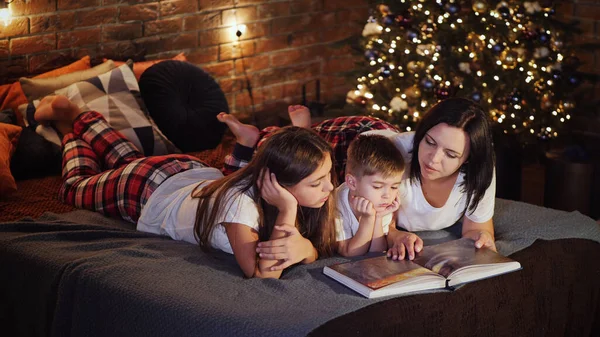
[286,155,334,208]
[418,123,470,181]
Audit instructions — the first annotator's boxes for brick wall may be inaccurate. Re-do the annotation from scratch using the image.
[0,0,369,114]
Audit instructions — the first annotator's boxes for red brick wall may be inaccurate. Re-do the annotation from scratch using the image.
[0,0,369,114]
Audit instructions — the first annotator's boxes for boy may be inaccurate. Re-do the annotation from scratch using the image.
[334,134,405,256]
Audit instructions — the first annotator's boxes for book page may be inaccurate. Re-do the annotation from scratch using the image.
[327,255,440,290]
[412,238,515,278]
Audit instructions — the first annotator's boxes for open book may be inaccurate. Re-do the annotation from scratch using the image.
[324,238,522,299]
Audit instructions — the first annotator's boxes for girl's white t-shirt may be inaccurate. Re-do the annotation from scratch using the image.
[137,168,260,254]
[362,130,496,232]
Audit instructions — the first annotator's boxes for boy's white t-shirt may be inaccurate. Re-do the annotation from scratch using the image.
[137,168,260,254]
[362,130,496,232]
[334,182,393,241]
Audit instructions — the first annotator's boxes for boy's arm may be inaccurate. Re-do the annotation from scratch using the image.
[368,216,388,252]
[337,212,377,257]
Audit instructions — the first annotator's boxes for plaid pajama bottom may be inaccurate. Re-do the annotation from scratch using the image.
[60,111,205,223]
[222,116,400,182]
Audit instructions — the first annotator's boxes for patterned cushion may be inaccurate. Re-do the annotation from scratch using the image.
[21,63,179,156]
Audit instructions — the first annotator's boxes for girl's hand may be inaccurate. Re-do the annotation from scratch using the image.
[463,230,497,252]
[377,195,401,218]
[386,231,423,260]
[350,195,376,219]
[258,168,298,212]
[256,224,314,271]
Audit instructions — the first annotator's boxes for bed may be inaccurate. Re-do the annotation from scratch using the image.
[1,134,600,337]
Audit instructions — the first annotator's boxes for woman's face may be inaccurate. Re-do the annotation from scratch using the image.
[286,155,334,208]
[417,123,470,181]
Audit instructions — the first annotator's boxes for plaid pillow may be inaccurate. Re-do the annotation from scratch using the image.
[21,63,179,156]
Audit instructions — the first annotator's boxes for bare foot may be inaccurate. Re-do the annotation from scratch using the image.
[34,95,82,136]
[216,112,259,148]
[288,105,311,128]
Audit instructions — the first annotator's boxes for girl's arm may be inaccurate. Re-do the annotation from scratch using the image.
[224,222,287,279]
[461,217,496,251]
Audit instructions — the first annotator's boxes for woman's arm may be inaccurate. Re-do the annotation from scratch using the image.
[461,216,496,251]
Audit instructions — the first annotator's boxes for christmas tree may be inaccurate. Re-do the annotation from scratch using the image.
[345,0,587,141]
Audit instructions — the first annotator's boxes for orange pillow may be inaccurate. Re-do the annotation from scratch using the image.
[0,56,91,125]
[0,123,22,197]
[104,53,187,80]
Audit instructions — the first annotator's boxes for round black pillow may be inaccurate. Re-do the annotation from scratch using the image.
[139,60,228,152]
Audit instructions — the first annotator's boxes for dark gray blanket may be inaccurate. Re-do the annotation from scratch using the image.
[1,199,599,337]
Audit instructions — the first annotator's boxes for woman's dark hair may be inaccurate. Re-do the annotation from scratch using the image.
[192,126,338,258]
[409,98,495,215]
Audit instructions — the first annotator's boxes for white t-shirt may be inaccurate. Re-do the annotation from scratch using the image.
[334,182,393,241]
[137,168,260,254]
[362,130,496,232]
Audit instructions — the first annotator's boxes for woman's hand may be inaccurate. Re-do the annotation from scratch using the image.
[386,229,423,260]
[258,168,298,212]
[256,224,316,271]
[463,230,497,251]
[350,195,376,219]
[376,195,401,218]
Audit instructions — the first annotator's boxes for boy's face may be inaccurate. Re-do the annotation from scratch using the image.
[347,172,403,212]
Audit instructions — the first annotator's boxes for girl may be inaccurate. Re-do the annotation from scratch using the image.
[219,99,496,260]
[34,95,337,279]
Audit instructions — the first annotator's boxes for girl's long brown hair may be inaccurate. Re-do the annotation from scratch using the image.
[192,126,338,258]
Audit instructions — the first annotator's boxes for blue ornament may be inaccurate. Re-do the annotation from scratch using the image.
[444,3,461,14]
[568,74,580,86]
[383,14,395,26]
[492,44,505,54]
[364,49,378,60]
[420,77,435,90]
[379,64,392,78]
[471,91,482,102]
[406,29,418,40]
[510,91,521,103]
[538,32,550,43]
[551,70,562,80]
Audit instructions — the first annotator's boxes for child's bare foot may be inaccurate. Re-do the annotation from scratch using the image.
[34,95,82,136]
[288,105,311,128]
[216,112,259,148]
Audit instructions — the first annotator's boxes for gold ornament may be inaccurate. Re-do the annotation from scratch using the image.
[540,93,554,111]
[407,61,424,72]
[472,1,488,14]
[500,50,519,69]
[466,32,485,52]
[404,85,422,104]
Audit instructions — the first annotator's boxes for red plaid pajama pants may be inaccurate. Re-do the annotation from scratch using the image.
[60,111,205,223]
[222,116,400,182]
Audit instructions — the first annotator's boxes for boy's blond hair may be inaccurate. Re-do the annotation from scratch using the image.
[346,134,405,178]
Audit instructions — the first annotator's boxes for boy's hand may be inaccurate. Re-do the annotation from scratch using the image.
[387,231,423,260]
[376,195,401,218]
[350,195,376,219]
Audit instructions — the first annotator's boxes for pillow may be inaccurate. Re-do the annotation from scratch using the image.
[20,60,116,102]
[0,123,22,197]
[21,63,179,156]
[0,56,92,126]
[104,53,187,80]
[139,60,228,152]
